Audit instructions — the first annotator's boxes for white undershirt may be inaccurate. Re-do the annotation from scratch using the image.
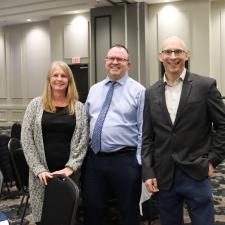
[164,69,186,124]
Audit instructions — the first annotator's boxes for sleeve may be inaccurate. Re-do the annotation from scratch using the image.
[141,89,156,181]
[66,102,89,171]
[207,80,225,167]
[136,88,145,165]
[21,98,48,176]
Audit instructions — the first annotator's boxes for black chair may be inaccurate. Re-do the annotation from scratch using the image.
[8,146,29,225]
[41,175,80,225]
[7,138,22,192]
[10,122,21,140]
[0,169,3,198]
[141,193,159,225]
[0,135,14,189]
[8,138,21,157]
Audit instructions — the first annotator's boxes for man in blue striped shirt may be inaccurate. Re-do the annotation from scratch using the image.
[83,44,145,225]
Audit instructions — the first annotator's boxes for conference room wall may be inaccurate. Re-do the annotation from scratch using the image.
[147,0,210,87]
[0,13,90,126]
[147,0,225,97]
[0,21,50,126]
[90,3,149,86]
[211,0,225,96]
[0,27,6,98]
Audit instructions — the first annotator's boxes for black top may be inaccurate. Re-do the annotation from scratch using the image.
[42,107,76,172]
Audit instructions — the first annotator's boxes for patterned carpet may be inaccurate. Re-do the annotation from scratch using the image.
[211,162,225,224]
[0,187,32,225]
[0,162,225,225]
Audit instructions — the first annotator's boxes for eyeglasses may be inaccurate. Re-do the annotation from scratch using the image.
[105,57,129,63]
[161,49,186,56]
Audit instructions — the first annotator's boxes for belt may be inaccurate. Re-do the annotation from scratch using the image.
[93,146,136,156]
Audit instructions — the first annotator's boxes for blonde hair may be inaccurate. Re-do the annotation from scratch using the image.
[42,61,79,115]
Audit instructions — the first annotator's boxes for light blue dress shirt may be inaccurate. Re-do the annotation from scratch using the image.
[85,74,145,164]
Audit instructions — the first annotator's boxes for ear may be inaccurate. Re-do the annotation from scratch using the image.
[159,53,164,62]
[184,52,189,61]
[127,60,131,68]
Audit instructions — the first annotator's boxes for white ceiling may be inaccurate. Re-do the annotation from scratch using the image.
[0,0,209,26]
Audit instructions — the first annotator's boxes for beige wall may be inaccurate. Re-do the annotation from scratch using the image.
[0,13,90,126]
[147,0,210,86]
[0,21,50,126]
[211,0,225,96]
[0,27,6,98]
[50,13,90,64]
[90,3,148,85]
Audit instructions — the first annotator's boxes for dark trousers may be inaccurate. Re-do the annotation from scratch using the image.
[82,150,141,225]
[157,167,215,225]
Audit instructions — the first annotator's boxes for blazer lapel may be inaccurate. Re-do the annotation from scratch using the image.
[157,80,174,126]
[174,71,193,126]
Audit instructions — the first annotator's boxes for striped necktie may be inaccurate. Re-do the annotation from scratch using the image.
[91,81,116,153]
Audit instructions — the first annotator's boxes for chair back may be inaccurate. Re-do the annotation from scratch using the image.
[41,175,80,225]
[8,146,28,192]
[10,123,21,140]
[0,135,14,183]
[8,144,29,225]
[8,138,21,153]
[0,169,3,196]
[8,138,23,191]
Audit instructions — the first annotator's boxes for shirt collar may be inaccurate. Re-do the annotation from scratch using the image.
[163,68,186,86]
[105,73,128,86]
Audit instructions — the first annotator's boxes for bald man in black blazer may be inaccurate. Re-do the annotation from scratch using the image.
[142,36,225,225]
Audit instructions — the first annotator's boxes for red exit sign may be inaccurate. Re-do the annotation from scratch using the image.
[72,57,80,64]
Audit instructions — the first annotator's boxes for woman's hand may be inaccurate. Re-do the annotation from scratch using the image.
[38,171,53,185]
[50,167,74,177]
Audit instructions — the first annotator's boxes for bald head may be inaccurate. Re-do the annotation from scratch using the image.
[161,36,187,52]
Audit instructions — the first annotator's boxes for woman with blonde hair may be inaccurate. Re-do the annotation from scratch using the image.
[21,61,88,225]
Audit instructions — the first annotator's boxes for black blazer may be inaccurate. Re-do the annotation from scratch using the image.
[142,71,225,190]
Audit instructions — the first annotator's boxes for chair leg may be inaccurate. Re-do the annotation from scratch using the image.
[17,194,25,215]
[19,194,29,225]
[5,182,11,193]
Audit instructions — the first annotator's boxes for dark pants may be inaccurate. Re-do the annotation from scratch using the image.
[82,149,141,225]
[157,167,215,225]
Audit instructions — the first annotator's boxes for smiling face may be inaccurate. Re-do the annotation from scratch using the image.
[159,36,188,79]
[105,46,131,80]
[50,65,69,95]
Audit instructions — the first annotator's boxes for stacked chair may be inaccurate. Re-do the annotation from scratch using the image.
[8,138,29,225]
[0,123,28,225]
[0,135,13,193]
[0,169,3,198]
[10,123,21,140]
[0,122,22,194]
